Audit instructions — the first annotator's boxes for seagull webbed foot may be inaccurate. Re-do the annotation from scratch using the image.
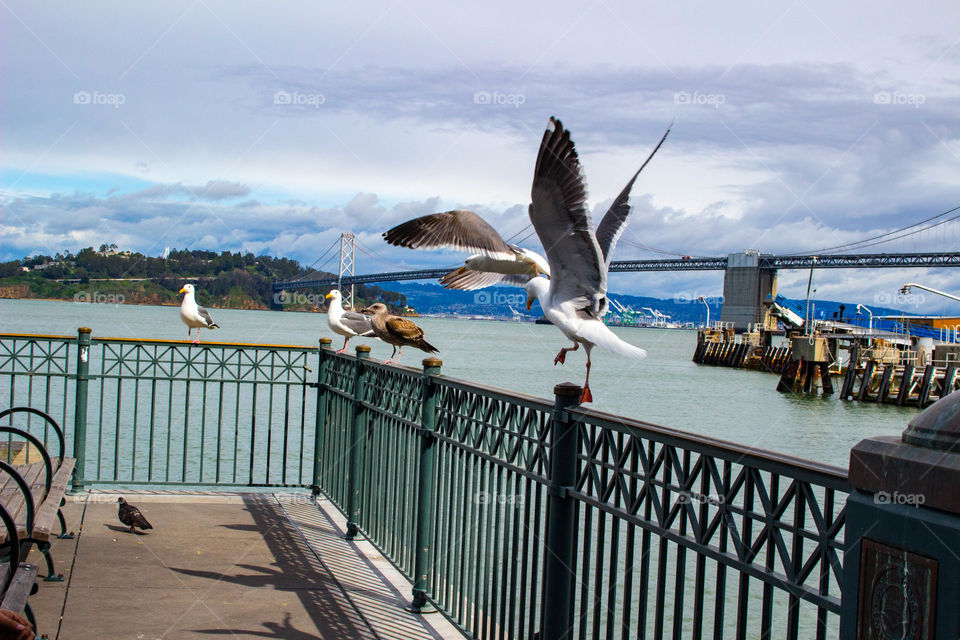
[580,385,593,404]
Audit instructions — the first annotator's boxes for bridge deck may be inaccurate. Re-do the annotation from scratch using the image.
[31,492,465,640]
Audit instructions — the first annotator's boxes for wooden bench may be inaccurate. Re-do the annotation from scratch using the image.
[0,407,77,632]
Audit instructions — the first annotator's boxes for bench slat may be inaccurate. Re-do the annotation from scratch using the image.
[33,458,75,541]
[0,563,37,615]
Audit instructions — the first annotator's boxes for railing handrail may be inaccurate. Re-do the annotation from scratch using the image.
[329,349,850,487]
[0,332,318,352]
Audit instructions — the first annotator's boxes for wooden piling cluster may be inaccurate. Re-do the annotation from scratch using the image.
[692,331,791,374]
[839,357,957,408]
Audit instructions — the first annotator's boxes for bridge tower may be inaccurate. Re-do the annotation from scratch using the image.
[720,250,779,332]
[338,233,357,310]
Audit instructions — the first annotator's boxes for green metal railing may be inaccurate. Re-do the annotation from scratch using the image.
[0,329,318,488]
[0,330,850,639]
[314,343,850,640]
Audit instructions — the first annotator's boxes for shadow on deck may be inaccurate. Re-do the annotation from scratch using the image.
[30,492,464,640]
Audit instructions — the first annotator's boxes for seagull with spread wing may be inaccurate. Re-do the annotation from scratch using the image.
[524,117,668,403]
[383,209,549,290]
[382,126,669,293]
[179,284,220,344]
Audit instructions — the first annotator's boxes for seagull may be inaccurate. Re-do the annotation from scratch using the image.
[383,210,550,290]
[382,125,669,292]
[117,497,153,533]
[524,117,667,403]
[362,302,438,364]
[325,289,376,354]
[179,283,220,344]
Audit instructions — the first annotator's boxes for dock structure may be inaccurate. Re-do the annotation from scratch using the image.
[3,329,960,638]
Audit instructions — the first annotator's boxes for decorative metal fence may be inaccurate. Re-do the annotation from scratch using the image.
[313,343,850,640]
[0,330,850,639]
[0,329,319,488]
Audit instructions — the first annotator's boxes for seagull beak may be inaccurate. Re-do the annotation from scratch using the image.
[325,293,333,299]
[526,297,534,311]
[178,287,186,294]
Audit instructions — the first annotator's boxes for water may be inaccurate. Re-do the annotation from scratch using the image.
[0,298,918,467]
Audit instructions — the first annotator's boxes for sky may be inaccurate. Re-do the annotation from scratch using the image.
[2,1,959,314]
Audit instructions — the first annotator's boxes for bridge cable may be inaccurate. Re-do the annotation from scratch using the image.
[295,238,341,280]
[787,203,960,255]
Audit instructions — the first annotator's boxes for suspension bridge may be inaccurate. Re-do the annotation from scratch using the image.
[273,204,960,329]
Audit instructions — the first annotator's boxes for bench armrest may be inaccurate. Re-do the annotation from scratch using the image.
[0,408,65,470]
[0,427,53,496]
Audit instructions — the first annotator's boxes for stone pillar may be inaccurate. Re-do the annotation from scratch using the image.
[841,392,960,639]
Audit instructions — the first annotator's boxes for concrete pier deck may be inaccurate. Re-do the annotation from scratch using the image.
[29,492,465,640]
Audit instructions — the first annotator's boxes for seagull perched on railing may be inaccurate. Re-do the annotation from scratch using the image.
[362,302,438,364]
[524,117,668,403]
[179,283,220,344]
[325,289,376,354]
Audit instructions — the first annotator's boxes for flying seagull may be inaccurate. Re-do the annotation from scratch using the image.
[362,302,438,364]
[325,289,376,354]
[179,283,220,344]
[525,117,663,403]
[117,497,153,533]
[383,210,550,290]
[381,126,670,291]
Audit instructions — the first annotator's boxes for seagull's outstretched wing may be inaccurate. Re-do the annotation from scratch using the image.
[383,210,517,259]
[528,117,606,314]
[438,269,533,290]
[595,124,671,269]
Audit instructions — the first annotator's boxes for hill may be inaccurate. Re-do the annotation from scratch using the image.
[0,246,407,312]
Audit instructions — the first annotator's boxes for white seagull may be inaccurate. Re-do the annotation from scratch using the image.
[325,289,376,354]
[179,284,220,344]
[382,126,669,292]
[525,117,664,403]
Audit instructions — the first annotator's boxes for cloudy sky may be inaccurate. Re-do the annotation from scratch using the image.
[2,1,959,313]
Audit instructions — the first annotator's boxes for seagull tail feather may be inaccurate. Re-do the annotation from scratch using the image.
[578,322,647,360]
[415,338,439,354]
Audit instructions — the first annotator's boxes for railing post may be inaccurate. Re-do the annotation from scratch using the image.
[311,337,333,496]
[841,391,960,638]
[540,382,582,640]
[410,356,442,613]
[345,344,370,539]
[71,327,91,492]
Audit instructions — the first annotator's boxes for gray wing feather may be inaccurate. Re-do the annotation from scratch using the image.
[197,306,218,327]
[340,311,375,336]
[439,268,532,290]
[529,117,606,312]
[383,210,516,258]
[595,124,671,269]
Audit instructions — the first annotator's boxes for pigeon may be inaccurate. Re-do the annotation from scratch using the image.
[118,497,153,533]
[179,283,220,344]
[361,302,438,364]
